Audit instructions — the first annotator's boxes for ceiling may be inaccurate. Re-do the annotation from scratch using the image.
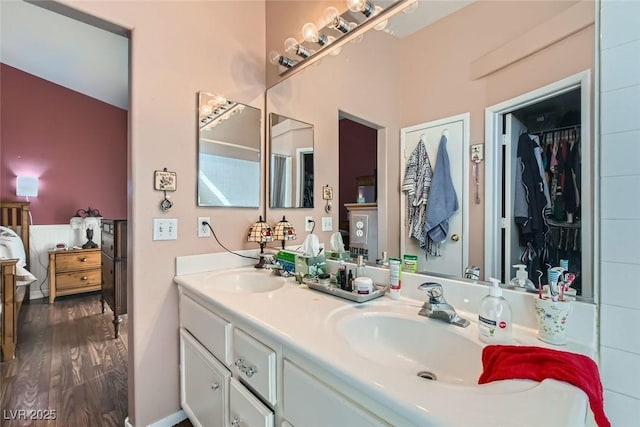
[0,0,129,109]
[0,1,473,111]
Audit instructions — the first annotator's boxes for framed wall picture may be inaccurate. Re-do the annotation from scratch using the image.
[154,170,177,191]
[322,185,333,200]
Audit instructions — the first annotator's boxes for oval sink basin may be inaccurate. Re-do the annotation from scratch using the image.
[203,268,286,293]
[335,311,483,385]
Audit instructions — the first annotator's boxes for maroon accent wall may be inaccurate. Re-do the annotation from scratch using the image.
[1,63,127,224]
[338,119,377,229]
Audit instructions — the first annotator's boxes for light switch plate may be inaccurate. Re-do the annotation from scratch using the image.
[153,218,178,240]
[321,217,333,232]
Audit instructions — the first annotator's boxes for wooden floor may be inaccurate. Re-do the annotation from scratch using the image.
[1,293,128,426]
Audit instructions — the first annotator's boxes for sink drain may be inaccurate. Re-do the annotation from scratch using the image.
[417,370,437,381]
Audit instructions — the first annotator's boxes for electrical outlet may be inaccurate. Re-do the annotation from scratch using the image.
[471,144,484,162]
[153,218,178,241]
[305,216,314,232]
[198,216,211,237]
[321,217,333,232]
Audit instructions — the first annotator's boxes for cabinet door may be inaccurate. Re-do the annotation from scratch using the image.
[229,378,274,427]
[283,361,390,427]
[180,329,230,427]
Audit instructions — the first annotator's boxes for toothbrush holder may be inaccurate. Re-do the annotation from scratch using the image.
[534,297,572,345]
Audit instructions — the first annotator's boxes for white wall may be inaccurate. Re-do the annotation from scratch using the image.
[599,0,640,423]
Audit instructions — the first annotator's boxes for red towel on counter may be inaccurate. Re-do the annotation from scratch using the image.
[478,345,610,427]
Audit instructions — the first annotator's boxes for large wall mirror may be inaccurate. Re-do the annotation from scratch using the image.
[198,92,261,207]
[265,1,596,301]
[269,113,314,208]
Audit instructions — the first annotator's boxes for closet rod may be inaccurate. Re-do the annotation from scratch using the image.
[533,123,581,135]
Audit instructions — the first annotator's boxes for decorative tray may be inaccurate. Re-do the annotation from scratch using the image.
[303,279,387,303]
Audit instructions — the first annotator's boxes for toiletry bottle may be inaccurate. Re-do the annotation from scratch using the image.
[509,264,534,290]
[356,255,366,278]
[347,270,354,292]
[337,260,346,290]
[478,278,512,344]
[389,257,402,300]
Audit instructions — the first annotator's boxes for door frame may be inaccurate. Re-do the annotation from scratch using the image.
[484,70,592,297]
[400,112,470,274]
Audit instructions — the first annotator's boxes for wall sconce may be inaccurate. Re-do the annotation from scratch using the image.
[70,207,102,249]
[273,216,297,250]
[16,176,39,198]
[247,216,274,268]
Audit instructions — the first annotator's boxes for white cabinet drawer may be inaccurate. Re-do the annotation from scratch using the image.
[232,328,276,406]
[283,360,390,427]
[180,329,230,427]
[230,378,274,427]
[180,295,232,366]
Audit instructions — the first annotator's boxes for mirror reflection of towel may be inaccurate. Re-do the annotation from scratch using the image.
[425,135,458,247]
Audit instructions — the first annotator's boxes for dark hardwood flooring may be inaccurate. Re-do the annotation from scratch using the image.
[1,293,128,426]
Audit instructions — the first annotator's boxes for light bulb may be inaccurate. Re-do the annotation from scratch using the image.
[402,0,418,14]
[347,0,375,17]
[284,37,312,58]
[200,104,213,116]
[212,94,227,106]
[302,22,329,46]
[323,7,351,34]
[269,50,295,68]
[373,6,388,31]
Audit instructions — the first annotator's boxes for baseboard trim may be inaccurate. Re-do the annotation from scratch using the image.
[124,410,188,427]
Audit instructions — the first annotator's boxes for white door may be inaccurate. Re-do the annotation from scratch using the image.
[400,114,469,276]
[503,114,528,283]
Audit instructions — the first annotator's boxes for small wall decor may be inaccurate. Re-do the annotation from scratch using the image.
[154,169,177,191]
[322,185,333,213]
[155,168,176,212]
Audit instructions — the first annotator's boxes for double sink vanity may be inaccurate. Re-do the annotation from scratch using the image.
[174,253,595,427]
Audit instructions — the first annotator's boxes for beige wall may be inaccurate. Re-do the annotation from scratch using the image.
[59,1,265,425]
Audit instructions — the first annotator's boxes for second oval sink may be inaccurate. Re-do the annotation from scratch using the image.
[334,310,483,385]
[202,268,286,293]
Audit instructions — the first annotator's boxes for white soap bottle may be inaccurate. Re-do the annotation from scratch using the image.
[478,278,512,344]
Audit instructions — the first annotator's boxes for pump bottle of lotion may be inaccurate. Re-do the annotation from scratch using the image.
[478,278,512,344]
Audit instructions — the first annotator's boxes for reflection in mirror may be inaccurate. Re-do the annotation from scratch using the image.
[198,92,261,207]
[269,113,314,208]
[265,1,596,301]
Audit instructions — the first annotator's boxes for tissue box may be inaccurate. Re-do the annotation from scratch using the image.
[325,250,351,261]
[276,250,296,273]
[295,254,327,277]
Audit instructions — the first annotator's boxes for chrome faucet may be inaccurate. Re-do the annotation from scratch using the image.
[417,282,470,328]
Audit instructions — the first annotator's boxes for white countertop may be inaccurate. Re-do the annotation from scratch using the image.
[175,267,590,427]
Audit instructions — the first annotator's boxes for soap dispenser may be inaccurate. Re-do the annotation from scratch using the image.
[478,278,512,344]
[509,264,535,291]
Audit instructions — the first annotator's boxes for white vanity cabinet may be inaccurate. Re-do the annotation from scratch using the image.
[180,329,230,427]
[230,378,274,427]
[232,328,277,406]
[282,361,390,427]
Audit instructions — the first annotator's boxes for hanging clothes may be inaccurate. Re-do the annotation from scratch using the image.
[425,135,458,256]
[402,136,433,250]
[514,133,549,274]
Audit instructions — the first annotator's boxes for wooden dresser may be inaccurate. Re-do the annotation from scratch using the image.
[48,247,102,303]
[100,219,127,338]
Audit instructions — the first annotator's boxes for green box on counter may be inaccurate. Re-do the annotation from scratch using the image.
[403,254,418,273]
[276,250,297,273]
[325,250,351,261]
[295,254,327,277]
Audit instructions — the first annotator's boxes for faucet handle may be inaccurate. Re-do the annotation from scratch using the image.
[418,282,445,303]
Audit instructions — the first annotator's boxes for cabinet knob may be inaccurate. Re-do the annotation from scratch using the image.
[234,357,257,377]
[210,382,220,391]
[231,417,240,427]
[81,276,88,281]
[80,257,88,262]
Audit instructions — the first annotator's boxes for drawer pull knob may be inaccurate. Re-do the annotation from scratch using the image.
[231,417,240,427]
[81,276,88,281]
[210,382,220,391]
[80,257,87,262]
[234,357,257,377]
